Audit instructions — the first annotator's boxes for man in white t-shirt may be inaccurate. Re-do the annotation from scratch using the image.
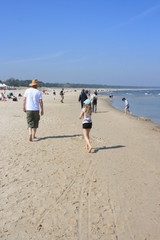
[23,79,44,141]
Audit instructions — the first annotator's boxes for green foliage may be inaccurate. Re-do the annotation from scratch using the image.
[4,78,109,88]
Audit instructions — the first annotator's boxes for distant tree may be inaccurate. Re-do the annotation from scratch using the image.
[4,77,109,88]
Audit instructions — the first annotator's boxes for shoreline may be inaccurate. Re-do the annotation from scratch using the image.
[99,93,160,127]
[100,95,160,128]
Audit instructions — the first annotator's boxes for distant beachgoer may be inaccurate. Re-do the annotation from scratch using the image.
[79,99,92,153]
[17,93,22,98]
[7,93,17,101]
[109,95,113,102]
[23,79,44,141]
[0,92,7,101]
[12,96,18,101]
[78,89,88,108]
[91,90,98,113]
[0,93,3,101]
[53,90,56,100]
[122,97,131,115]
[60,88,64,103]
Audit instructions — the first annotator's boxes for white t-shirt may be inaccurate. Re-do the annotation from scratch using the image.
[24,88,42,111]
[125,99,129,107]
[82,108,92,124]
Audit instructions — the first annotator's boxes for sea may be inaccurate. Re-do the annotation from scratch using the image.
[100,88,160,125]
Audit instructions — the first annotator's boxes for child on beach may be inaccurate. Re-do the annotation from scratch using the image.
[79,99,92,153]
[122,97,132,115]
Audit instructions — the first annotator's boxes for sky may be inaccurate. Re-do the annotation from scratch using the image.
[0,0,160,87]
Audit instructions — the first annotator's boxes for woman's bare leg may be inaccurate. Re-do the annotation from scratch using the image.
[83,129,92,153]
[87,129,92,152]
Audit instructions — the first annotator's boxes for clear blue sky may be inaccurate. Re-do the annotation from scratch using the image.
[0,0,160,86]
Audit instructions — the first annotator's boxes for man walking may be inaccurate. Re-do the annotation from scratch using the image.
[78,89,88,108]
[23,79,44,141]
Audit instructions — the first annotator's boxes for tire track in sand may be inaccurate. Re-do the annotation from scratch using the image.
[78,160,94,240]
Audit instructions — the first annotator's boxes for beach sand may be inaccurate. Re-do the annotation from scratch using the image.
[1,89,160,240]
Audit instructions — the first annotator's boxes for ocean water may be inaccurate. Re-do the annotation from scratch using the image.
[100,88,160,125]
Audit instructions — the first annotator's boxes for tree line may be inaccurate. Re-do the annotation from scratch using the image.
[3,77,109,89]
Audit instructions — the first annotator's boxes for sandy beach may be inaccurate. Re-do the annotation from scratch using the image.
[1,89,160,240]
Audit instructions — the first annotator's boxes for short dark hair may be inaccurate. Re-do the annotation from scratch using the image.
[122,97,126,101]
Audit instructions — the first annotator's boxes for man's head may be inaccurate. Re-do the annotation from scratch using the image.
[29,79,38,88]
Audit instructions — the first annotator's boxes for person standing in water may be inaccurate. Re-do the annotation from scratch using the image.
[122,97,132,115]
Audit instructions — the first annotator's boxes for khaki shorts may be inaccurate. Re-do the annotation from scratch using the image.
[26,111,40,128]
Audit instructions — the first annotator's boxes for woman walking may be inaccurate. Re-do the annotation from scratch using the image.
[79,99,92,153]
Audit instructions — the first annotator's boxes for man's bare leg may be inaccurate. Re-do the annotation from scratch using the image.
[28,128,32,141]
[32,128,37,139]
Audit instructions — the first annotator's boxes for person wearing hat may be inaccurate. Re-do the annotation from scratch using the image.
[23,79,44,141]
[79,99,92,153]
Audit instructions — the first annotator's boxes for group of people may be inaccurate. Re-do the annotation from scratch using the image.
[78,89,98,113]
[23,81,93,153]
[23,80,131,153]
[0,91,18,101]
[42,88,64,103]
[77,89,98,152]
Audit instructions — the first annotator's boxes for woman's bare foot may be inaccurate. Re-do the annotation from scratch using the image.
[29,135,32,141]
[88,147,92,153]
[85,144,89,150]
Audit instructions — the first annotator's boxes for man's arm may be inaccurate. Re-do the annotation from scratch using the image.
[39,99,44,115]
[23,97,26,112]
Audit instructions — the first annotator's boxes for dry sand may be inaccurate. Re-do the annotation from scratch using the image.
[1,88,160,240]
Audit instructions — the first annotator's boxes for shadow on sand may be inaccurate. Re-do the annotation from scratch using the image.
[93,145,125,153]
[37,134,82,141]
[95,111,109,114]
